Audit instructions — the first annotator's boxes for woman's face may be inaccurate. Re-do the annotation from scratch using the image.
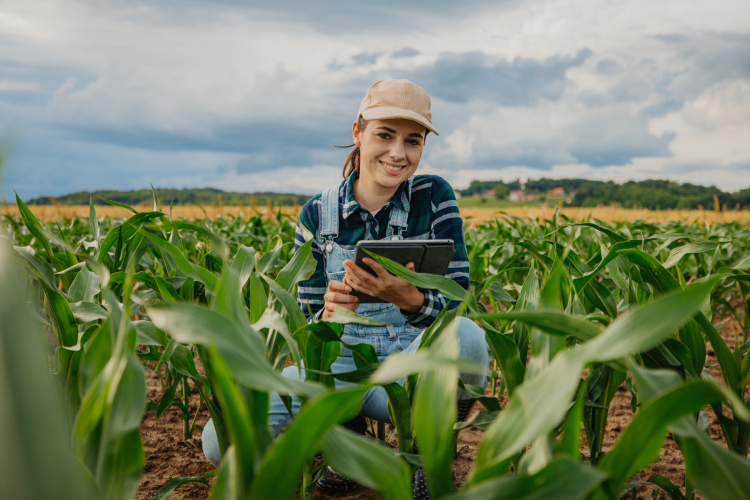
[353,118,426,190]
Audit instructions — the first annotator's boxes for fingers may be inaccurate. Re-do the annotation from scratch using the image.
[324,300,358,314]
[361,257,388,277]
[324,279,358,315]
[324,290,358,304]
[344,260,376,283]
[405,261,415,271]
[328,280,352,293]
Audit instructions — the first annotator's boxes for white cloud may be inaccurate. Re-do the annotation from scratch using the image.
[1,0,749,198]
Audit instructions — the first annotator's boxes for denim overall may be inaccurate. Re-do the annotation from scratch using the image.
[318,185,423,359]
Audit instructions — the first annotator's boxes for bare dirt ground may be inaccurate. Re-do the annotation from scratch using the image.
[135,299,746,500]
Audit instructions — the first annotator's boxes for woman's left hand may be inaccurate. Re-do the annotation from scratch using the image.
[343,258,424,313]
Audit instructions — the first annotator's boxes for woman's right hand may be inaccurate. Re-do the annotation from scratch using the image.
[321,277,359,319]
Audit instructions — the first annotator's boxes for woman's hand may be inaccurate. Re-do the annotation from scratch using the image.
[321,277,359,320]
[343,258,424,314]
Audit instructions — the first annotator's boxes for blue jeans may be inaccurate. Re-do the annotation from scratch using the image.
[201,316,488,467]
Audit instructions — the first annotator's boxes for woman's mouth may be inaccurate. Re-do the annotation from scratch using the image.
[380,160,405,175]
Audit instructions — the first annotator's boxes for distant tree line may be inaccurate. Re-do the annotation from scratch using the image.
[460,178,750,210]
[26,188,311,207]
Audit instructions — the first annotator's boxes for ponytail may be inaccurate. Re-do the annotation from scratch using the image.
[334,115,369,179]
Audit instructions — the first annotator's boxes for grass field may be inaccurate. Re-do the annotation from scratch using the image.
[7,202,750,224]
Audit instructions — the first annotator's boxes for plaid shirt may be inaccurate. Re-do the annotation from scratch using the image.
[294,172,469,329]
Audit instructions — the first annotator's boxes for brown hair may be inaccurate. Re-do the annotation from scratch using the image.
[334,115,369,179]
[335,115,430,179]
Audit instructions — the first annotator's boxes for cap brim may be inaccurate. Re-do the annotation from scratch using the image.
[361,107,439,136]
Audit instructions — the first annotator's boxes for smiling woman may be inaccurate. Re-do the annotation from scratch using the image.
[200,79,491,499]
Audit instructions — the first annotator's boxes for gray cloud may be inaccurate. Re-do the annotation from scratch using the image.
[393,47,421,58]
[407,49,592,106]
[656,32,750,98]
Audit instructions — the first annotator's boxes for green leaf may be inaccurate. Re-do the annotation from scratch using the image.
[473,311,601,342]
[139,230,219,292]
[248,273,267,323]
[152,470,218,500]
[321,306,388,326]
[157,381,179,420]
[147,303,322,399]
[572,240,641,292]
[695,312,741,392]
[275,239,316,293]
[89,196,100,252]
[446,457,606,500]
[598,363,748,494]
[470,279,718,484]
[231,245,257,290]
[14,192,66,272]
[206,346,256,491]
[487,281,517,303]
[363,249,469,302]
[99,197,137,213]
[98,211,162,262]
[70,301,109,322]
[0,239,97,500]
[68,265,101,303]
[413,316,460,497]
[248,388,365,500]
[322,427,412,500]
[154,276,182,302]
[483,329,526,398]
[14,245,61,293]
[559,384,585,459]
[664,241,719,269]
[263,274,308,334]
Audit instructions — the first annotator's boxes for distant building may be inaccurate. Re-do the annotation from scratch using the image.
[510,190,539,202]
[548,187,565,196]
[484,189,496,197]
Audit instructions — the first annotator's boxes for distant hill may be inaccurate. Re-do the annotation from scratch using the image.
[27,188,311,207]
[460,178,750,210]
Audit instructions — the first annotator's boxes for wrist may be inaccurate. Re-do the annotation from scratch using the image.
[399,287,424,314]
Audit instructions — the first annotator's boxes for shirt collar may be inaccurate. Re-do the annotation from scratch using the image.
[341,171,412,220]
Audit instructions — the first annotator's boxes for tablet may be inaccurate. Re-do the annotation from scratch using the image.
[351,239,454,303]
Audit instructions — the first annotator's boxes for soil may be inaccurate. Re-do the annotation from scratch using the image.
[135,299,746,500]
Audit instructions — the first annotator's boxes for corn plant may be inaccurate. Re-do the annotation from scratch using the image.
[4,183,750,500]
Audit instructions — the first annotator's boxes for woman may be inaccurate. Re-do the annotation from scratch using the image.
[203,79,489,497]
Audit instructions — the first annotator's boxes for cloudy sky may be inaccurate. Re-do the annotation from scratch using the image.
[1,0,749,200]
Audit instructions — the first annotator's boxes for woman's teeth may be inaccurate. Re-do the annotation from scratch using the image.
[381,162,403,172]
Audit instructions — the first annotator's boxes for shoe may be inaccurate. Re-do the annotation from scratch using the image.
[413,466,429,500]
[457,398,476,422]
[412,398,477,500]
[316,415,367,494]
[317,466,358,493]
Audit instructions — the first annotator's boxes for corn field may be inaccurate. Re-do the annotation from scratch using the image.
[2,187,750,500]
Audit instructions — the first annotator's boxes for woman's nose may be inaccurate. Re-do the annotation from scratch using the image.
[389,143,405,160]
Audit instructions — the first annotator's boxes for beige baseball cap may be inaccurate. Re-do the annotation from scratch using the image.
[358,79,439,136]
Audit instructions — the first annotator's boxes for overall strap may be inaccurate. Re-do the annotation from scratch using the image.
[386,204,409,240]
[386,178,411,240]
[320,185,340,253]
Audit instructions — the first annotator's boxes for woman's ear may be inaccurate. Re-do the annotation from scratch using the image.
[352,121,361,147]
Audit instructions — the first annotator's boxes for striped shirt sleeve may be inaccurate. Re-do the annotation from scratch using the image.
[295,198,327,321]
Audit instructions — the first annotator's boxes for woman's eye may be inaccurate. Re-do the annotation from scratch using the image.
[378,133,391,139]
[407,140,421,146]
